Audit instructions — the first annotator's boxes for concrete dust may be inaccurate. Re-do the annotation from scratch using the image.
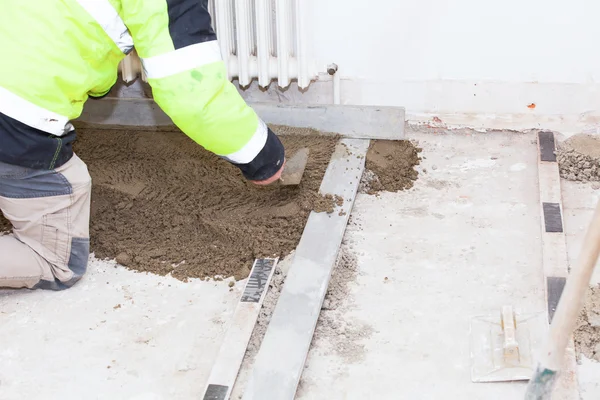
[230,245,368,397]
[72,127,338,281]
[321,247,358,312]
[575,285,600,361]
[358,169,379,194]
[558,134,600,182]
[360,140,421,194]
[315,244,373,363]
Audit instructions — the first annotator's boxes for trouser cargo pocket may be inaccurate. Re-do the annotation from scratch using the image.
[41,210,70,267]
[0,153,91,289]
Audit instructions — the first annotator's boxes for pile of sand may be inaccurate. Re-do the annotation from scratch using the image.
[557,134,600,182]
[360,140,421,194]
[73,127,339,280]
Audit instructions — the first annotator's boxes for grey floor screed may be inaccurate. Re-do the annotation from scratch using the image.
[242,138,370,400]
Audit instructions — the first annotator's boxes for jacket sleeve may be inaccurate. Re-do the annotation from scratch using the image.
[119,0,284,181]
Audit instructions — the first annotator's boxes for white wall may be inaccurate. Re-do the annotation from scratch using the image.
[243,0,600,133]
[308,0,600,83]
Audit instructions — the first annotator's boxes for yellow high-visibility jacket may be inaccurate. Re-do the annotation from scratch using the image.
[0,0,284,181]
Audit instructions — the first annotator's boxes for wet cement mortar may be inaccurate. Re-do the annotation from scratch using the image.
[72,127,340,280]
[359,140,421,194]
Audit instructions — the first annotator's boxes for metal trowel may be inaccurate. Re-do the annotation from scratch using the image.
[279,148,310,186]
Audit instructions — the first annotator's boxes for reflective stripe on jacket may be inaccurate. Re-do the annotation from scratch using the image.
[0,0,284,181]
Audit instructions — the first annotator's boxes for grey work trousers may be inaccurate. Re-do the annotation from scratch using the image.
[0,154,91,290]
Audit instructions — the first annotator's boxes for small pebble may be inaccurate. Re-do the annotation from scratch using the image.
[115,252,130,266]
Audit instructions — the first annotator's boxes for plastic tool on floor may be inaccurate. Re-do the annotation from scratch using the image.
[279,148,310,186]
[525,199,600,399]
[470,306,547,382]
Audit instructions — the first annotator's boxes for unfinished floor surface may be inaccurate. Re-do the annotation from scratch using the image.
[296,131,553,399]
[0,258,239,400]
[2,129,600,399]
[74,128,338,280]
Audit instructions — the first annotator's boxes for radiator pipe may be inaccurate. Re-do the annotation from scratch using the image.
[327,63,340,105]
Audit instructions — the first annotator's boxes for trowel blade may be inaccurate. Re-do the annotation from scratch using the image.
[280,148,309,186]
[469,311,547,382]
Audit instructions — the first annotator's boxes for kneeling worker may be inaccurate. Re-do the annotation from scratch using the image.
[0,0,285,290]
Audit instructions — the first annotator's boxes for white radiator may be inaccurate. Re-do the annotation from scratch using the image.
[119,0,315,89]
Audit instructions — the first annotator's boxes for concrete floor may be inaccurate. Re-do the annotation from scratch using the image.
[0,259,239,400]
[1,130,599,399]
[298,132,546,399]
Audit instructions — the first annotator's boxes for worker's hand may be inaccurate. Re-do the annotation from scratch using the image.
[251,160,285,186]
